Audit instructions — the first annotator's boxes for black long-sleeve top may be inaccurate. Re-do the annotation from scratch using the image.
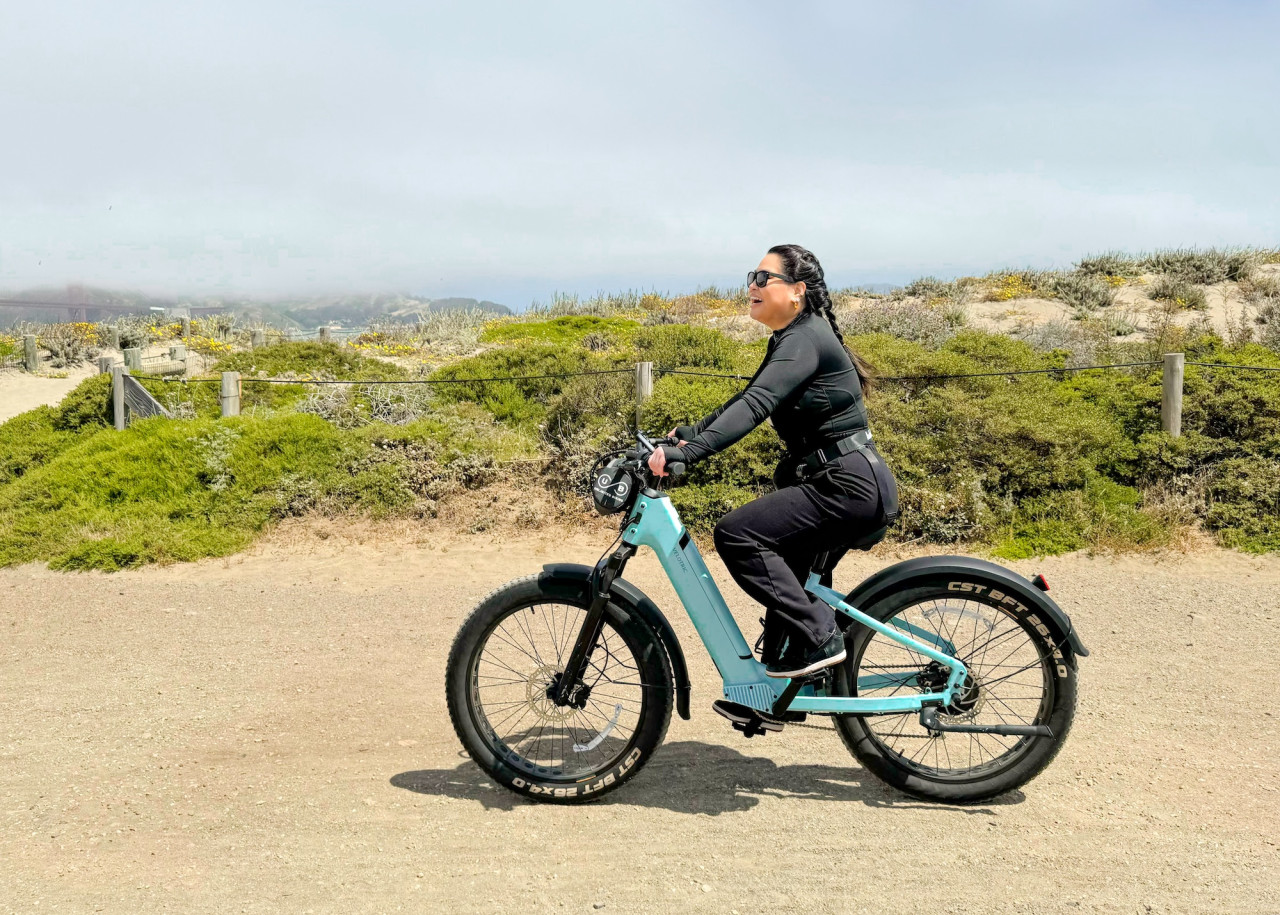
[675,310,869,464]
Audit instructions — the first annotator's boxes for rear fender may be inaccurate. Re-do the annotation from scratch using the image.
[845,555,1090,669]
[538,563,692,720]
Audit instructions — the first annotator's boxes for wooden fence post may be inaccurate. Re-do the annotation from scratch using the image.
[635,361,653,429]
[123,347,142,372]
[169,344,187,376]
[1162,352,1185,438]
[112,365,126,430]
[220,371,241,418]
[97,355,114,374]
[106,327,120,350]
[251,330,265,349]
[23,335,39,372]
[318,326,331,344]
[181,317,191,339]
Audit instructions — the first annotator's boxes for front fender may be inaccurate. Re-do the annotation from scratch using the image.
[845,555,1089,662]
[538,563,692,720]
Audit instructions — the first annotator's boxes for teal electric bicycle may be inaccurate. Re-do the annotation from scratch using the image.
[446,434,1088,804]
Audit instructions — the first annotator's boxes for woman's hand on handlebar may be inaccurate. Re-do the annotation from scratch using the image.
[648,429,689,477]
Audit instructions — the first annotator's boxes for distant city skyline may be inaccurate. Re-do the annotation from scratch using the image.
[2,1,1277,308]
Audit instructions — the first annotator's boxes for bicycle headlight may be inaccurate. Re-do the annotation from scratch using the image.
[591,460,634,515]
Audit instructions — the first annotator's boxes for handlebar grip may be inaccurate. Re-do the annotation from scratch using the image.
[667,462,686,478]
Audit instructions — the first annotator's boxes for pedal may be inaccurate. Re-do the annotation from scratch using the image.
[713,700,805,738]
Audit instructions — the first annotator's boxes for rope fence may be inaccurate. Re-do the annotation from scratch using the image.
[112,354,1280,437]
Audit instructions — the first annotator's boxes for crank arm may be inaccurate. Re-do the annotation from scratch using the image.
[919,707,1053,738]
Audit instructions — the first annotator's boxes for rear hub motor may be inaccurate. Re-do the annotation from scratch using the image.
[919,662,984,720]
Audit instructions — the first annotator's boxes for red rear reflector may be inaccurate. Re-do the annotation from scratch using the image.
[1032,574,1049,592]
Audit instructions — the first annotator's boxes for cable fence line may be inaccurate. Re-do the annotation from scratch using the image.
[660,361,1171,383]
[1186,361,1280,373]
[132,367,636,385]
[107,353,1280,437]
[128,359,1280,389]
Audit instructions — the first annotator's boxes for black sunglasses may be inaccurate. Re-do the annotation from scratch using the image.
[747,269,795,288]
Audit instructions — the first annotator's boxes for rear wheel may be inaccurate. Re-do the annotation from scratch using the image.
[446,575,673,803]
[831,584,1077,803]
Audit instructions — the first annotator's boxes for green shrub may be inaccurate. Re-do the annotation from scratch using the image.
[983,269,1056,301]
[1052,272,1116,314]
[1075,252,1141,277]
[1138,248,1257,284]
[527,291,647,317]
[992,476,1170,559]
[1180,345,1280,449]
[430,344,626,428]
[0,413,428,570]
[1149,276,1208,310]
[0,407,95,484]
[52,373,114,429]
[836,300,959,348]
[1204,456,1280,552]
[669,483,758,533]
[480,315,639,347]
[215,341,404,381]
[544,372,634,447]
[632,324,746,372]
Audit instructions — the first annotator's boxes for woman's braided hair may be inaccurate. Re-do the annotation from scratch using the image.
[767,243,875,392]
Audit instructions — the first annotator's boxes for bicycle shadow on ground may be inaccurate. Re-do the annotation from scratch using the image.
[390,740,1023,815]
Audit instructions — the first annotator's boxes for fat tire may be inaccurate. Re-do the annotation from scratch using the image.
[832,584,1078,804]
[445,574,673,804]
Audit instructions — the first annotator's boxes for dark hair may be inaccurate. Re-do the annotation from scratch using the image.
[767,243,875,392]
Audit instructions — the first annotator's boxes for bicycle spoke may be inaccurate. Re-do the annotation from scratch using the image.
[854,596,1051,781]
[471,600,647,780]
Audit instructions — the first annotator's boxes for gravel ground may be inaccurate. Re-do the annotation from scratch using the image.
[2,526,1278,914]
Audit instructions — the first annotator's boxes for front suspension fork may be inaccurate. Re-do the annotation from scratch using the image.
[553,544,635,706]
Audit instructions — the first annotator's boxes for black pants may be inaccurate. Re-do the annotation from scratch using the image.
[712,449,889,652]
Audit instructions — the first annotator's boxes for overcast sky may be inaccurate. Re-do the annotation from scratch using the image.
[1,1,1277,306]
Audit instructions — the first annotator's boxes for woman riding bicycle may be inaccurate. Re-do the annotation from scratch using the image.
[648,243,899,681]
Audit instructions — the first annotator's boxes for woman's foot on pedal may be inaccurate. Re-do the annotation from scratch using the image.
[764,628,846,678]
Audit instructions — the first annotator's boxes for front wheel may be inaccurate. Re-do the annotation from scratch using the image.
[831,584,1078,803]
[445,575,673,803]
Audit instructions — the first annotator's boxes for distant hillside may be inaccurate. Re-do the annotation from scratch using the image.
[0,285,176,323]
[0,287,511,329]
[250,295,511,327]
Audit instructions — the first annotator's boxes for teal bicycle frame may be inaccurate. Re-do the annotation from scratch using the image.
[620,489,969,716]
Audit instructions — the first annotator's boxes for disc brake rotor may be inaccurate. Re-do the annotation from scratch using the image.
[527,665,577,723]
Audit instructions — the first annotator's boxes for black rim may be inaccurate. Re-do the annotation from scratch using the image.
[467,600,648,782]
[851,596,1055,782]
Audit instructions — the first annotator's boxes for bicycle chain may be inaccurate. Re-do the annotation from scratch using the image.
[783,716,936,738]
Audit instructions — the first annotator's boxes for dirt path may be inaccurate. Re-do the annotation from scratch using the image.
[2,528,1278,914]
[0,363,97,422]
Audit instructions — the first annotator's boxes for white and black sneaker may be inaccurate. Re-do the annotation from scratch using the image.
[764,628,847,679]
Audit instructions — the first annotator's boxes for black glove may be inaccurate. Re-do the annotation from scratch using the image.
[658,443,687,463]
[657,444,688,477]
[673,425,697,443]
